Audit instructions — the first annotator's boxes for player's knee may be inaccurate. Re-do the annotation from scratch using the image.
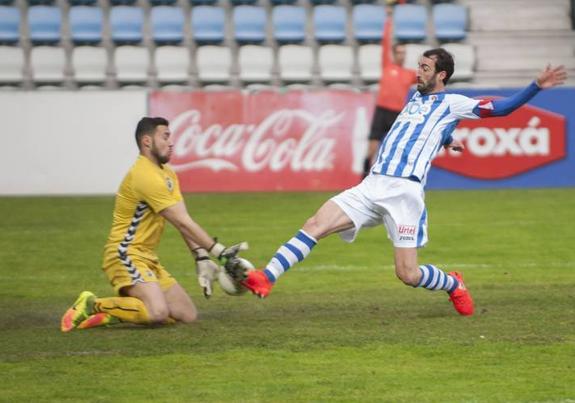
[395,263,420,286]
[179,310,198,324]
[147,304,170,324]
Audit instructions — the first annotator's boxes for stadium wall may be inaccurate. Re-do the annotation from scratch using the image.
[2,87,573,195]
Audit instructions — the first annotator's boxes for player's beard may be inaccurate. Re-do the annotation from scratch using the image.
[417,74,438,95]
[151,142,170,164]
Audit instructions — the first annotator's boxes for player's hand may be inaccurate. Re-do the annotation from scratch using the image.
[194,248,220,298]
[209,241,249,264]
[445,138,464,152]
[536,64,567,89]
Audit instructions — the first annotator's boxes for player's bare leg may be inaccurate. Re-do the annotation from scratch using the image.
[124,282,170,324]
[394,247,474,316]
[243,200,354,298]
[164,283,198,323]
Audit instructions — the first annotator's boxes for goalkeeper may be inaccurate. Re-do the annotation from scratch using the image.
[61,117,247,332]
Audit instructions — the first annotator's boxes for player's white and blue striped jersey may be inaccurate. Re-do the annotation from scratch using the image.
[371,91,480,185]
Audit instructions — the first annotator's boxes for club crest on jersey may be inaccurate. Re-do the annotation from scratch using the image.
[166,177,174,192]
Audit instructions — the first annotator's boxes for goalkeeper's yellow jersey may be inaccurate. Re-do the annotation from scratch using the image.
[103,155,183,261]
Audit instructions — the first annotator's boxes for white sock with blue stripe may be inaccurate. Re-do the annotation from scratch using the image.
[263,230,317,283]
[416,264,459,293]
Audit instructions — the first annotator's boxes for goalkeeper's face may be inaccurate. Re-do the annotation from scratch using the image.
[151,125,173,164]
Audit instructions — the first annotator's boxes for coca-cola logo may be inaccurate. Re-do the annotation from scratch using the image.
[434,102,566,179]
[169,109,345,173]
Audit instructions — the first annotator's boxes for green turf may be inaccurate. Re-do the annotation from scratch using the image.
[1,189,574,402]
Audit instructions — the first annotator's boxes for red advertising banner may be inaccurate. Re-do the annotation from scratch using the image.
[149,90,375,192]
[434,100,566,179]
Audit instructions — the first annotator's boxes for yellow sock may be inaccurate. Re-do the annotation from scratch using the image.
[94,297,151,324]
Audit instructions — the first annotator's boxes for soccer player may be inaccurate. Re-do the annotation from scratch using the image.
[363,6,417,178]
[61,117,248,331]
[240,50,567,316]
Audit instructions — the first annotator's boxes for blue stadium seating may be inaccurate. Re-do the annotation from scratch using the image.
[230,0,258,5]
[269,0,297,5]
[28,0,55,5]
[150,0,178,5]
[273,5,305,44]
[110,0,138,6]
[353,4,386,43]
[393,4,427,42]
[0,6,19,44]
[69,0,98,5]
[151,6,184,45]
[110,6,143,44]
[192,6,225,44]
[69,6,102,45]
[433,3,467,42]
[0,0,14,4]
[188,0,217,5]
[28,6,61,45]
[313,5,346,44]
[233,6,266,44]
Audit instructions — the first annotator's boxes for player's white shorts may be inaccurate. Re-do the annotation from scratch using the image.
[331,174,428,248]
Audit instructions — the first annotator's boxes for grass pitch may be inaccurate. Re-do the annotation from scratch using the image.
[1,189,574,402]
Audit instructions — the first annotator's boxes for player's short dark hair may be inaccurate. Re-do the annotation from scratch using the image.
[423,48,454,85]
[135,117,169,148]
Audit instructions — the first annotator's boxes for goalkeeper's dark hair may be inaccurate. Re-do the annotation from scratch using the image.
[135,117,169,148]
[423,48,454,85]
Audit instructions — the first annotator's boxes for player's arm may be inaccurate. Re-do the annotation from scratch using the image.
[160,202,248,298]
[474,65,566,118]
[382,7,393,68]
[160,201,247,262]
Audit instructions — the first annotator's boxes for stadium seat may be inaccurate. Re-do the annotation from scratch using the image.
[69,0,98,5]
[230,0,257,5]
[233,6,266,44]
[191,6,225,44]
[196,45,231,83]
[0,46,23,84]
[393,4,427,42]
[110,0,138,5]
[353,4,385,43]
[404,43,431,70]
[151,6,184,45]
[318,44,353,82]
[358,44,381,82]
[155,45,189,83]
[272,6,306,44]
[28,6,61,45]
[269,0,297,5]
[150,0,178,5]
[110,6,144,44]
[72,46,107,84]
[313,5,346,44]
[69,6,103,45]
[30,46,66,84]
[188,0,217,5]
[0,0,13,4]
[309,0,337,5]
[433,4,467,42]
[443,43,474,81]
[114,46,149,84]
[277,44,313,83]
[28,0,55,5]
[238,45,273,83]
[0,6,19,44]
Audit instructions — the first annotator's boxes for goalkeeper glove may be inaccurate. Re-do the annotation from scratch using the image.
[194,247,220,299]
[208,240,249,264]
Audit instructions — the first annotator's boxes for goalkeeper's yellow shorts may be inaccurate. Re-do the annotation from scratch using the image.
[102,251,177,295]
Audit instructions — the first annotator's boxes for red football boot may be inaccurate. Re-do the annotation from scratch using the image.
[448,272,474,316]
[242,270,274,298]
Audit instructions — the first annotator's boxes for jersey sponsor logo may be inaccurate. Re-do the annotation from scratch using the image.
[434,102,566,179]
